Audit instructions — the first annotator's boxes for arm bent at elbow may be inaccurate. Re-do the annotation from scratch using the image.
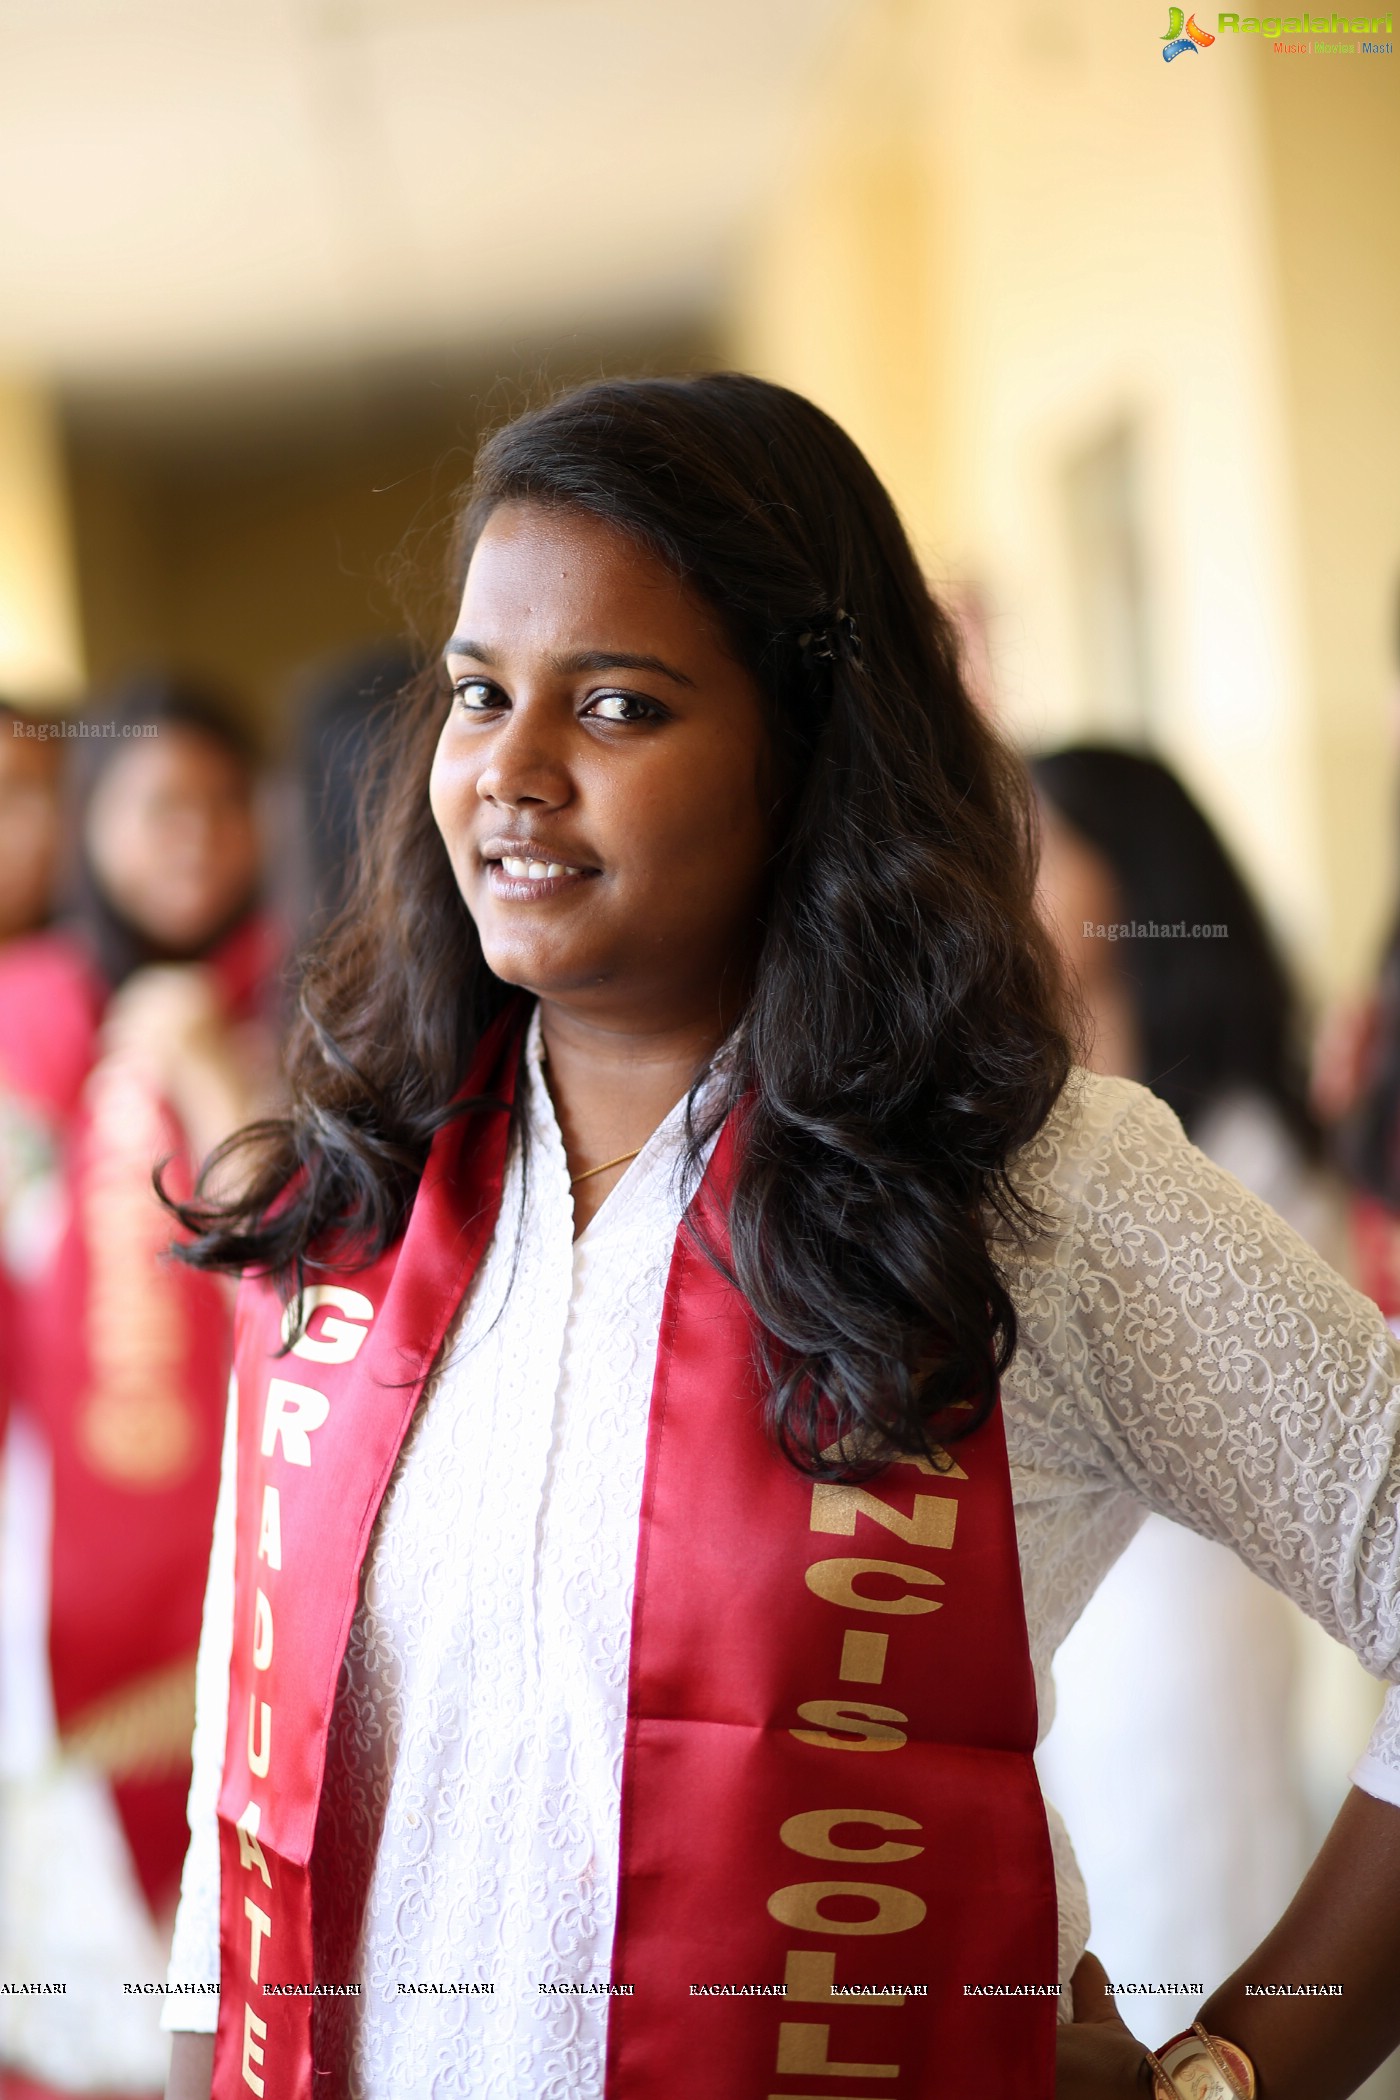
[1200,1786,1400,2100]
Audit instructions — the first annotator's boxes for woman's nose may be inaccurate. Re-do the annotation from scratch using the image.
[474,701,571,809]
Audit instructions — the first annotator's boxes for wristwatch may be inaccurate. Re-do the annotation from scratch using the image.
[1145,2024,1257,2100]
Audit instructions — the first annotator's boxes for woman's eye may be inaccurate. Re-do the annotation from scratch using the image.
[453,678,500,712]
[586,691,657,723]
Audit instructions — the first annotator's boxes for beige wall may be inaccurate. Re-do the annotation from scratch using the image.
[732,2,945,563]
[1256,53,1400,987]
[66,394,468,746]
[729,1,1399,994]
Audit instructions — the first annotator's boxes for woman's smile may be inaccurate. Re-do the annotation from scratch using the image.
[479,833,601,899]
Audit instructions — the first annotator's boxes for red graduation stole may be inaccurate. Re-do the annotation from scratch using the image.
[214,1016,1058,2098]
[0,918,275,1909]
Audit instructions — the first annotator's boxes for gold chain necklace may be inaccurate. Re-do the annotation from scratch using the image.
[569,1147,642,1187]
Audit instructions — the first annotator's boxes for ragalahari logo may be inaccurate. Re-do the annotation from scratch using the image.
[1161,7,1217,52]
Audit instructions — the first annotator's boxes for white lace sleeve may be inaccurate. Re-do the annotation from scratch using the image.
[161,1374,237,2034]
[1352,1686,1400,1807]
[1013,1075,1400,1789]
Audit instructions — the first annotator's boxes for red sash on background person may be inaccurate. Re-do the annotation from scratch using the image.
[1352,1192,1400,1329]
[215,1013,1058,2100]
[0,916,276,1909]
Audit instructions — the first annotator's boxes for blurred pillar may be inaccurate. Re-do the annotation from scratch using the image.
[728,0,946,568]
[1256,60,1400,991]
[0,378,84,705]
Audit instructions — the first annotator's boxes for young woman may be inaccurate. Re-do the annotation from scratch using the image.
[0,679,275,2098]
[164,376,1400,2100]
[1030,746,1334,1235]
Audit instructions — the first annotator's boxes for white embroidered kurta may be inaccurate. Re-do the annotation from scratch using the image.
[165,1034,1400,2094]
[1035,1090,1356,1994]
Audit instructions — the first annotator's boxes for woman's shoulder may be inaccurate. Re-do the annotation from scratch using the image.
[997,1071,1218,1365]
[1008,1065,1187,1226]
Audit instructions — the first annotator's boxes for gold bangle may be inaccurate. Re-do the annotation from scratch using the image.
[1143,2024,1257,2100]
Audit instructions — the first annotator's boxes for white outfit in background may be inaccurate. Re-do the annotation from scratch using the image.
[0,1097,173,2092]
[1036,1089,1365,1998]
[166,1026,1400,2096]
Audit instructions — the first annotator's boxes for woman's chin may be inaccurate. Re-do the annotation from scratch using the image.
[477,938,607,1005]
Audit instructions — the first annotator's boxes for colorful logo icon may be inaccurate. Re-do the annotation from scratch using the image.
[1162,6,1217,53]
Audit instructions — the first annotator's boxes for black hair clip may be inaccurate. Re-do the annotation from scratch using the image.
[797,608,863,673]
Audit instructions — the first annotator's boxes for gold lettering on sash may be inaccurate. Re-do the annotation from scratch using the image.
[244,1895,272,1983]
[805,1558,942,1615]
[247,1696,271,1778]
[791,1702,908,1752]
[885,1449,967,1481]
[241,2001,268,2095]
[260,1378,331,1466]
[773,1432,967,2077]
[767,1881,927,1937]
[252,1589,274,1671]
[775,2023,900,2078]
[783,1950,905,2007]
[810,1483,957,1551]
[838,1630,889,1683]
[236,1800,272,1887]
[283,1285,375,1363]
[257,1485,282,1569]
[780,1810,923,1864]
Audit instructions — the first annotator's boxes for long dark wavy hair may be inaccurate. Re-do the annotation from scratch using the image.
[171,373,1070,1473]
[1031,744,1320,1157]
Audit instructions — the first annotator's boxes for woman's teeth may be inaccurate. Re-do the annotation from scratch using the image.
[501,857,581,880]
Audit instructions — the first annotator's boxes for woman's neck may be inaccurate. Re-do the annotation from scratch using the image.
[537,1000,731,1235]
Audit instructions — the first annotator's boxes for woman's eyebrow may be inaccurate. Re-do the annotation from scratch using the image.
[443,637,695,689]
[553,649,695,688]
[443,635,497,666]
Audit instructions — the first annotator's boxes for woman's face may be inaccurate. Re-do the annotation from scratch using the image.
[1034,798,1123,994]
[85,726,259,953]
[431,501,776,1034]
[1035,795,1145,1080]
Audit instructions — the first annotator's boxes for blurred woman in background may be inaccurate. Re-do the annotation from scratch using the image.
[1031,743,1357,2000]
[284,641,416,944]
[0,676,276,2100]
[1333,921,1400,1325]
[1032,743,1340,1249]
[0,698,66,1567]
[1320,584,1400,1328]
[0,700,63,949]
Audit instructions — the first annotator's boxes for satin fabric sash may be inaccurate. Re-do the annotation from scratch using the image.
[215,1018,1057,2098]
